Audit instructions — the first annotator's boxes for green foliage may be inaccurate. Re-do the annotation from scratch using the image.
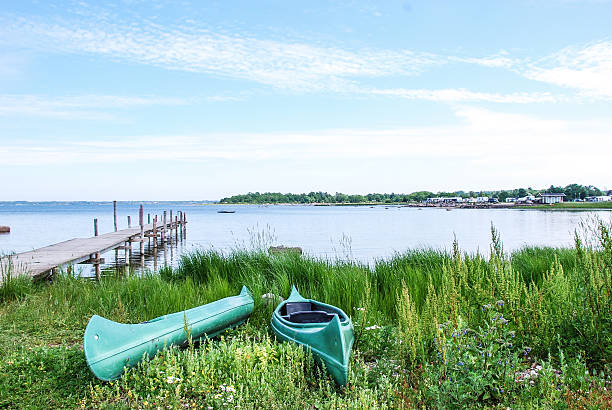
[87,329,401,409]
[0,345,95,408]
[2,221,612,407]
[511,246,577,286]
[218,184,607,204]
[423,304,522,407]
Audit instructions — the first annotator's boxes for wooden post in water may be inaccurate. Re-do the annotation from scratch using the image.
[125,240,130,266]
[147,213,151,246]
[169,210,173,240]
[127,215,131,229]
[163,232,168,267]
[114,201,119,267]
[153,217,157,249]
[178,211,182,237]
[94,218,100,280]
[139,205,144,268]
[162,211,167,244]
[175,215,179,243]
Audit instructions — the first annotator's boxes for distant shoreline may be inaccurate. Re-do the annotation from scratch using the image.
[217,202,612,210]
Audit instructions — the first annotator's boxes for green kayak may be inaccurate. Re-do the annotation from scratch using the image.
[270,286,354,386]
[84,286,254,381]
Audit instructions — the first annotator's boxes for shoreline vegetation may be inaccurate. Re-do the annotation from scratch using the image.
[1,223,611,408]
[217,201,612,210]
[219,184,612,209]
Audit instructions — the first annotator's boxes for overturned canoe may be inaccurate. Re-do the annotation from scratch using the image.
[84,286,254,381]
[270,286,354,386]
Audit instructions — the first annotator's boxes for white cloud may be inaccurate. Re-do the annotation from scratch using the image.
[0,94,188,119]
[451,53,517,69]
[2,17,441,92]
[2,107,609,171]
[362,87,561,103]
[523,41,612,98]
[3,13,612,102]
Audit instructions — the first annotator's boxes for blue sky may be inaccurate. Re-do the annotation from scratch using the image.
[0,0,611,200]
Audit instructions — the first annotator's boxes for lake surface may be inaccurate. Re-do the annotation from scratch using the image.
[1,202,610,276]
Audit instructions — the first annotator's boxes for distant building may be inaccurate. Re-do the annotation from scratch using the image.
[476,196,489,203]
[516,195,536,204]
[585,195,612,202]
[425,197,465,204]
[537,193,566,204]
[505,197,517,203]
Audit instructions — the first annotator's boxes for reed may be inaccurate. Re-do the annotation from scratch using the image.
[1,222,611,408]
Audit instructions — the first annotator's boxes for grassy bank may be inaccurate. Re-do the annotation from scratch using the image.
[1,225,611,408]
[518,201,612,210]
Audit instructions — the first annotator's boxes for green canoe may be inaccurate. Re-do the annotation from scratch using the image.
[270,286,354,386]
[84,286,254,381]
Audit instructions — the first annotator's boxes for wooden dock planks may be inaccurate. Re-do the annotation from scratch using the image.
[0,220,183,283]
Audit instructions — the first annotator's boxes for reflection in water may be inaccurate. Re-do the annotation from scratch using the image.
[96,226,187,278]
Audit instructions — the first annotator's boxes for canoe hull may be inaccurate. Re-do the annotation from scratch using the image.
[270,287,354,386]
[84,286,254,381]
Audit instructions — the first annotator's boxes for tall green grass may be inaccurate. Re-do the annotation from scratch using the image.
[1,221,611,407]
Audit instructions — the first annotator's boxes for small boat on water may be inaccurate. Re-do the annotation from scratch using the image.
[270,286,354,386]
[84,286,254,381]
[217,210,236,213]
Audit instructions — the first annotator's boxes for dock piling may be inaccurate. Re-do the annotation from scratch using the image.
[139,205,144,268]
[94,218,100,280]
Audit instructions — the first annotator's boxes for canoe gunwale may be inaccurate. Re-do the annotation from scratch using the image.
[273,299,351,329]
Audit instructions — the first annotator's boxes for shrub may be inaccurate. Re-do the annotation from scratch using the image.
[422,302,523,407]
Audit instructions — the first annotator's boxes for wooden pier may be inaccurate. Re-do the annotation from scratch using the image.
[0,204,187,283]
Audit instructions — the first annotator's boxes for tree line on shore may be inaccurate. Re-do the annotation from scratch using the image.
[219,184,607,204]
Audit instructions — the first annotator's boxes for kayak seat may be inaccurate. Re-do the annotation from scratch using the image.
[288,311,336,323]
[286,302,313,315]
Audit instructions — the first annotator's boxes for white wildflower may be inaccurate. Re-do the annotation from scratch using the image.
[365,325,382,331]
[166,376,180,384]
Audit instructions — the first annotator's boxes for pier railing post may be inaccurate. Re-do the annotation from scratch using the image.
[94,218,100,280]
[169,210,173,241]
[139,205,144,268]
[153,217,157,249]
[162,211,167,244]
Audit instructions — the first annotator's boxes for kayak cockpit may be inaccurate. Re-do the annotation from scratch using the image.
[280,301,348,324]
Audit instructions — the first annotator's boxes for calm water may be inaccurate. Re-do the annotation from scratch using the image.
[1,202,610,276]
